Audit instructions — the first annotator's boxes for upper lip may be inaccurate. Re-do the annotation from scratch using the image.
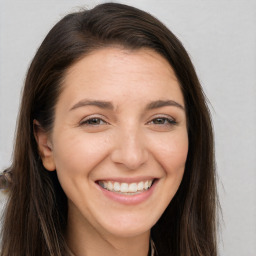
[96,176,158,183]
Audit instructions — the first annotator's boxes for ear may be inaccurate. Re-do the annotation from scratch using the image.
[33,120,56,171]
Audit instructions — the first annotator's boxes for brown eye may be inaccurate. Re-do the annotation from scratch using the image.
[153,118,166,124]
[151,117,176,125]
[80,118,107,126]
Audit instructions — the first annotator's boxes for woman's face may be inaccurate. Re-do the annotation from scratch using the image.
[38,47,188,238]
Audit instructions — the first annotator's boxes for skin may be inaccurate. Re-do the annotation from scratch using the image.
[36,47,188,256]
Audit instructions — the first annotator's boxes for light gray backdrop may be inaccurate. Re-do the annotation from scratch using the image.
[0,0,255,255]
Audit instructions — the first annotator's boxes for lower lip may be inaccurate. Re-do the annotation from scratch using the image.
[96,180,158,205]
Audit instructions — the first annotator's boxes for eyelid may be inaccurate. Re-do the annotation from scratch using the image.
[147,114,176,123]
[79,114,109,126]
[146,115,178,129]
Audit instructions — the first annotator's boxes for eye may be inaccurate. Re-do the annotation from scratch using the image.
[146,116,177,131]
[150,117,176,125]
[80,117,108,126]
[152,117,174,125]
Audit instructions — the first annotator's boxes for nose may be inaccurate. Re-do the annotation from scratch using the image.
[110,127,148,170]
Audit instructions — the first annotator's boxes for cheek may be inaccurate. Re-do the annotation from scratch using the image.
[52,132,113,208]
[150,131,188,175]
[52,131,112,179]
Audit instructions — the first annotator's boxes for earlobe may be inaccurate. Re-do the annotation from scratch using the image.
[33,120,56,171]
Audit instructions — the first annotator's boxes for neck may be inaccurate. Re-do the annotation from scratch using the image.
[66,210,150,256]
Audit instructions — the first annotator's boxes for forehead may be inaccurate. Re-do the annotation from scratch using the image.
[58,47,184,110]
[66,47,178,81]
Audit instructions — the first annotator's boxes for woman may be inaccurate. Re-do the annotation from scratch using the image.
[0,3,218,256]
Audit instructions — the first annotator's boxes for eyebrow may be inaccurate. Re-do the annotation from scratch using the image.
[70,99,114,111]
[69,99,184,111]
[145,100,185,111]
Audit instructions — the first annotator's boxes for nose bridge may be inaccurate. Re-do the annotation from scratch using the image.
[111,124,148,170]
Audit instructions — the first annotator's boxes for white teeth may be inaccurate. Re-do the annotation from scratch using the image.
[99,180,154,194]
[137,181,144,191]
[120,183,129,193]
[107,181,113,191]
[103,182,107,189]
[144,180,149,189]
[114,182,120,192]
[128,183,137,192]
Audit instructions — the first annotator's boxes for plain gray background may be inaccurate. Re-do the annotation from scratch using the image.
[0,0,255,255]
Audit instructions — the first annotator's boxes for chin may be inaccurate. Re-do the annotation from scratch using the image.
[97,213,157,238]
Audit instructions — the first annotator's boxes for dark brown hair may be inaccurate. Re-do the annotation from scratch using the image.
[0,3,218,256]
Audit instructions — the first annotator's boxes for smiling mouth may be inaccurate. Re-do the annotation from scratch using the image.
[97,179,155,195]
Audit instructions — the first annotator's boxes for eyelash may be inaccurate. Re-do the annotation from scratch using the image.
[148,117,177,126]
[80,117,108,126]
[79,116,177,127]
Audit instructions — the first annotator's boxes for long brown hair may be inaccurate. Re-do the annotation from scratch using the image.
[0,3,218,256]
